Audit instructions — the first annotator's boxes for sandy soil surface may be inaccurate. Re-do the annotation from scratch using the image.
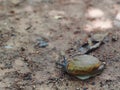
[0,0,120,90]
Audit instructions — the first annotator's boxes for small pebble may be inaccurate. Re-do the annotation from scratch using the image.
[112,35,118,41]
[14,59,24,66]
[37,38,48,48]
[10,0,23,5]
[76,88,80,90]
[4,45,13,49]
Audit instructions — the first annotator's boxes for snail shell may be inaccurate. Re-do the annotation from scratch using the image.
[65,55,105,80]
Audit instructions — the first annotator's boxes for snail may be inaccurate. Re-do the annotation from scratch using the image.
[57,55,105,80]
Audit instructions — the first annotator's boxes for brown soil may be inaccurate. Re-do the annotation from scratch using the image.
[0,0,120,90]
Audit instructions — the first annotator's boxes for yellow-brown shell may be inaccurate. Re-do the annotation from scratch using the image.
[66,55,102,75]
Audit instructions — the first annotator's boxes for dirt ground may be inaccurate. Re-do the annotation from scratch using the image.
[0,0,120,90]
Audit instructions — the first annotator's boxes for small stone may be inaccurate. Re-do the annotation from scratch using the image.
[4,45,13,49]
[10,0,23,5]
[86,8,104,19]
[39,41,48,47]
[37,38,48,48]
[76,88,80,90]
[91,33,108,42]
[112,35,118,41]
[14,59,24,67]
[13,58,30,73]
[49,10,65,19]
[54,15,63,19]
